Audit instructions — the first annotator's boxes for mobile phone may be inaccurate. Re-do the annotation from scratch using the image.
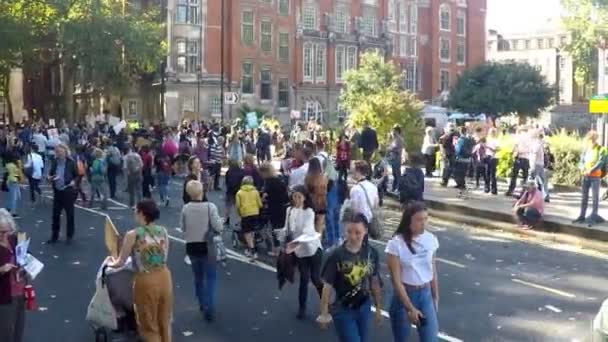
[419,316,427,327]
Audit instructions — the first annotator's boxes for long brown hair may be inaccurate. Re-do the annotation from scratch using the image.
[395,202,427,254]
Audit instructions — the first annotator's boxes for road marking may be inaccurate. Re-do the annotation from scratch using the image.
[45,192,465,342]
[108,198,130,208]
[511,278,576,298]
[436,258,467,269]
[544,305,562,313]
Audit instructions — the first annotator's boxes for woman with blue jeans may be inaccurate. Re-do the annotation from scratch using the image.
[155,152,172,207]
[386,202,440,342]
[181,180,223,321]
[318,211,382,342]
[4,152,21,218]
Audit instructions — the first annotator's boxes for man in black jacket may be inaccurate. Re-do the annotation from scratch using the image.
[359,122,379,164]
[48,144,79,244]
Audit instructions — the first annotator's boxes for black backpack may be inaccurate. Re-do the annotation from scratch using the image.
[458,137,475,159]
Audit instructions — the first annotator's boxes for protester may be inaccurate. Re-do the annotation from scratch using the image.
[359,121,379,164]
[107,200,172,342]
[506,127,530,197]
[182,180,223,321]
[140,145,154,199]
[259,163,289,255]
[485,128,500,195]
[74,145,88,203]
[48,144,78,244]
[88,148,108,210]
[105,140,123,199]
[227,134,244,164]
[208,135,224,191]
[318,211,382,341]
[513,179,544,229]
[350,160,379,229]
[224,159,245,227]
[289,146,313,189]
[573,131,606,226]
[472,137,489,189]
[3,151,21,218]
[386,202,439,341]
[278,185,323,319]
[236,176,263,259]
[398,153,425,207]
[439,123,458,187]
[422,127,438,178]
[529,130,548,201]
[336,134,351,183]
[372,150,389,206]
[124,145,144,208]
[155,150,172,207]
[305,158,328,236]
[23,144,43,205]
[453,127,474,197]
[0,209,26,342]
[388,125,405,192]
[183,156,210,204]
[242,154,263,190]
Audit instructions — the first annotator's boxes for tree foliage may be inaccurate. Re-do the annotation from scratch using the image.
[448,61,554,117]
[341,52,424,151]
[561,0,607,88]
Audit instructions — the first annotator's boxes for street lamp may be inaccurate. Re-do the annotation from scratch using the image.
[555,48,561,105]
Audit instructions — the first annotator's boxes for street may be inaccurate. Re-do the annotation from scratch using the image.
[15,177,608,342]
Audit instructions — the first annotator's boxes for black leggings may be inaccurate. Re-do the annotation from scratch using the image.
[296,248,323,309]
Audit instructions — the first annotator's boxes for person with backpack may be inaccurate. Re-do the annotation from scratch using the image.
[74,145,88,203]
[89,148,108,210]
[155,150,173,207]
[105,140,123,199]
[439,124,458,187]
[573,131,606,226]
[388,125,405,192]
[398,153,425,207]
[372,150,389,207]
[506,127,531,197]
[453,127,474,197]
[140,145,155,199]
[472,137,489,190]
[124,145,144,208]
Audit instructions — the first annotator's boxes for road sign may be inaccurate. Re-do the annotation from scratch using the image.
[224,92,240,105]
[590,94,608,114]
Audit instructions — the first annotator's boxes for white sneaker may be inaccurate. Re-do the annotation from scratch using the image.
[244,249,252,257]
[184,255,192,265]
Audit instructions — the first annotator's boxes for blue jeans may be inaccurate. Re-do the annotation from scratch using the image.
[157,172,170,201]
[332,299,372,342]
[6,181,20,214]
[579,176,602,220]
[189,255,218,313]
[389,286,438,342]
[324,183,340,247]
[391,158,401,192]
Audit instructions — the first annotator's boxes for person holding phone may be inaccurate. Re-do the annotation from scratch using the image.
[48,144,78,244]
[386,202,439,342]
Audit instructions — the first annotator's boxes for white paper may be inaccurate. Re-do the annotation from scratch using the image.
[23,254,44,279]
[108,116,120,127]
[113,120,127,135]
[15,239,30,266]
[49,119,56,127]
[292,232,321,244]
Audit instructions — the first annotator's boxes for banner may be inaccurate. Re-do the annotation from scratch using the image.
[246,112,258,129]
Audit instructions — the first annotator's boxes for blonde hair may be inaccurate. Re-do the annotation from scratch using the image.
[0,209,17,232]
[55,143,71,156]
[186,180,204,200]
[586,130,599,143]
[94,148,104,159]
[259,162,276,177]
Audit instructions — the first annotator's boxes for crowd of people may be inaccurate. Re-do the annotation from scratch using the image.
[0,114,606,342]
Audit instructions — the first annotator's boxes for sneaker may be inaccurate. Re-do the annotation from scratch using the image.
[251,252,258,260]
[572,217,585,224]
[165,199,170,207]
[184,255,192,265]
[244,249,252,257]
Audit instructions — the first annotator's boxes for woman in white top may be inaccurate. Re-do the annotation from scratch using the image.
[386,202,439,342]
[485,127,500,195]
[24,144,44,204]
[279,185,323,320]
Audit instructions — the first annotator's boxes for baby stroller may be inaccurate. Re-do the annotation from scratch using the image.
[90,262,137,342]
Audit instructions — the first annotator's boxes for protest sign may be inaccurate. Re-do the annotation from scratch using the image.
[104,217,119,258]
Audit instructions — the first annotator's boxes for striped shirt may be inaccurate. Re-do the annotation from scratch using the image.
[208,144,224,164]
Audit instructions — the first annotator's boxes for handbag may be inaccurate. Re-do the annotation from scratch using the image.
[357,183,383,239]
[86,278,118,330]
[334,246,372,310]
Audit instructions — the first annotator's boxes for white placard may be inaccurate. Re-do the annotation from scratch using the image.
[23,254,44,280]
[108,115,120,127]
[48,119,56,127]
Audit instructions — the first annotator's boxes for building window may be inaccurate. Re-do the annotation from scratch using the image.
[279,0,289,15]
[361,9,376,36]
[548,38,555,48]
[388,0,396,23]
[525,40,531,49]
[537,38,544,49]
[456,10,465,36]
[261,20,272,52]
[440,4,450,31]
[242,11,254,45]
[303,6,317,30]
[399,36,407,57]
[409,3,418,34]
[315,45,326,82]
[278,78,289,108]
[440,38,450,62]
[176,39,198,73]
[404,64,416,92]
[347,46,357,70]
[512,40,519,50]
[278,32,289,61]
[457,40,466,64]
[440,69,450,92]
[210,96,221,115]
[260,69,272,100]
[560,35,568,46]
[334,7,348,33]
[176,0,199,24]
[399,3,407,33]
[182,96,194,113]
[128,100,138,117]
[303,43,313,81]
[336,45,345,82]
[242,62,254,94]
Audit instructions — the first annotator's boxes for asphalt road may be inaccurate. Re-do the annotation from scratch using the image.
[10,175,608,342]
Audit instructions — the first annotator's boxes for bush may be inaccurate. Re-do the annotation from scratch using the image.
[496,135,514,179]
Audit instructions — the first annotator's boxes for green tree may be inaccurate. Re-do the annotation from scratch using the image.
[341,52,424,152]
[448,61,554,118]
[561,0,605,94]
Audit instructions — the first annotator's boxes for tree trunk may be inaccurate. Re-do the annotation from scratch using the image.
[3,74,13,125]
[62,64,75,124]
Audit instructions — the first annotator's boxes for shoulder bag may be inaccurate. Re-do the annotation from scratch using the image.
[357,183,383,239]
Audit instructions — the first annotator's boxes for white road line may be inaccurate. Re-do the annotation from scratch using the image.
[436,258,467,269]
[108,198,130,208]
[57,195,464,342]
[544,305,562,313]
[511,279,576,299]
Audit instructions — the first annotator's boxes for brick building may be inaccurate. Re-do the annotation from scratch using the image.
[161,0,487,126]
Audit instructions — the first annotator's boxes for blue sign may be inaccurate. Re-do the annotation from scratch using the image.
[246,112,259,129]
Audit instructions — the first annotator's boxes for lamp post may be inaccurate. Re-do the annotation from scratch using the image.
[555,48,561,105]
[220,0,225,124]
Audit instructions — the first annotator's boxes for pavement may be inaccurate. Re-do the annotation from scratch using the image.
[387,173,608,242]
[7,174,608,342]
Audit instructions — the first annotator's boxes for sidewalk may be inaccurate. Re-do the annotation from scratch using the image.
[387,175,608,242]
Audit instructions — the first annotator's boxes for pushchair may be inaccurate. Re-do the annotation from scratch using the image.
[90,262,137,342]
[230,208,276,254]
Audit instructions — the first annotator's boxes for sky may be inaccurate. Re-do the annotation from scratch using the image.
[486,0,562,33]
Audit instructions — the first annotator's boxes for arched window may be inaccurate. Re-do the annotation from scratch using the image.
[440,4,450,31]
